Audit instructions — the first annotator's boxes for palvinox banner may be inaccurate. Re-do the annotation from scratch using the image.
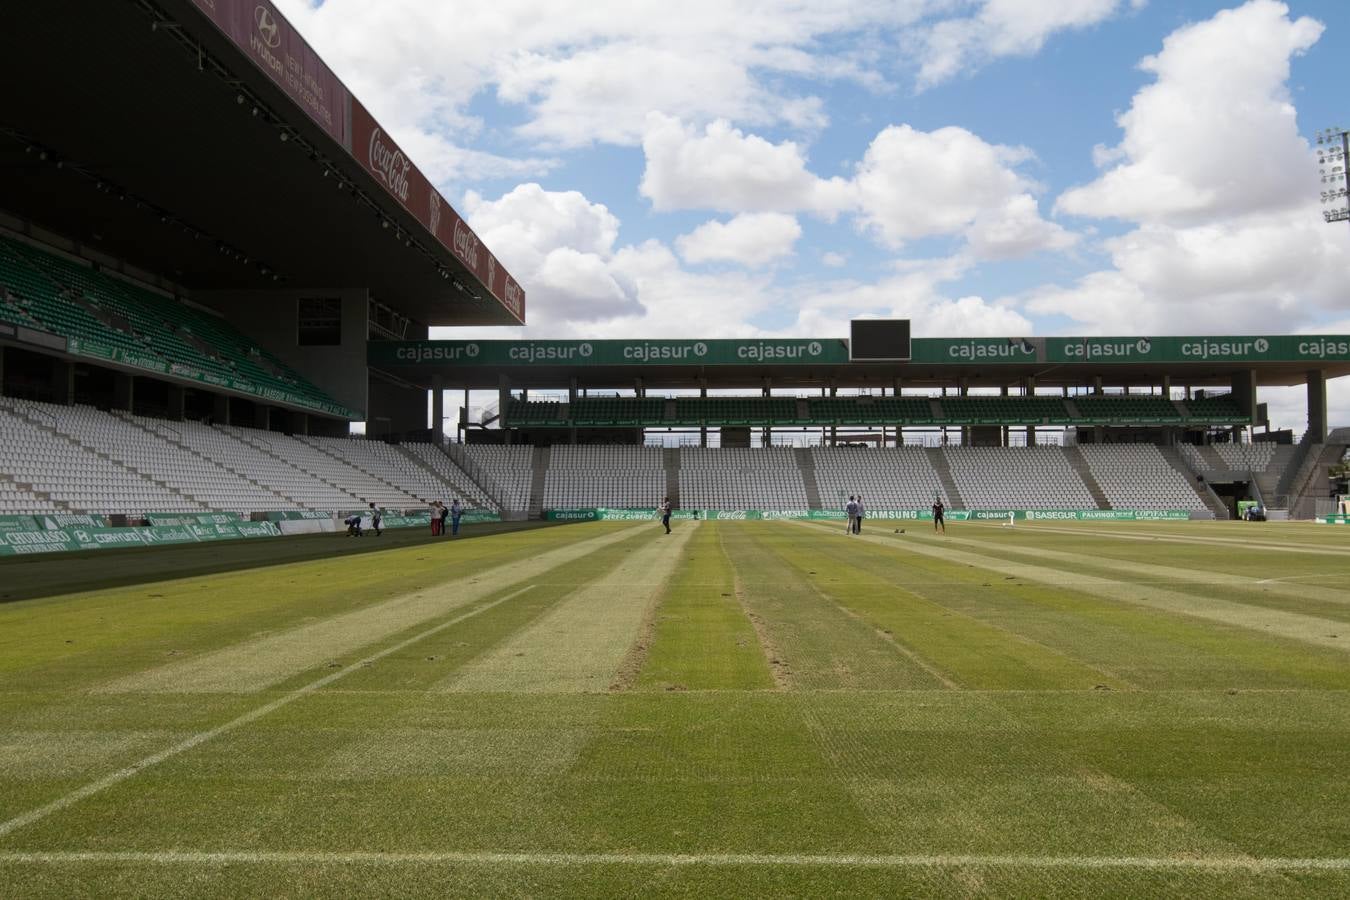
[371,335,1350,368]
[187,1,523,323]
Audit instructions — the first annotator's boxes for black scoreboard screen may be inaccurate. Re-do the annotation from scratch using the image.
[850,319,911,361]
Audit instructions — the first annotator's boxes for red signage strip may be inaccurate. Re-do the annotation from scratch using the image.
[189,0,350,147]
[350,103,524,322]
[187,1,524,323]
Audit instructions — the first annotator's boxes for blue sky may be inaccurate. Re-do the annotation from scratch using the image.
[278,0,1350,430]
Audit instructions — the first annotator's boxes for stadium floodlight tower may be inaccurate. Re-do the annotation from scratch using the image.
[1318,126,1350,225]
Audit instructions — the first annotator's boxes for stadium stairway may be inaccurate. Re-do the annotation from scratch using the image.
[794,447,823,509]
[663,447,681,506]
[439,443,511,512]
[1064,398,1082,419]
[3,401,204,513]
[1063,445,1111,509]
[1157,445,1226,518]
[1288,441,1345,519]
[925,447,966,509]
[528,447,550,518]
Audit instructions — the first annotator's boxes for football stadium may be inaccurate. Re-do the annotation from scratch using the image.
[4,1,1350,897]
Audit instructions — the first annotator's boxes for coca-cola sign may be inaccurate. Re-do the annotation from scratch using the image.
[503,278,524,318]
[368,127,411,203]
[429,191,442,238]
[452,219,480,271]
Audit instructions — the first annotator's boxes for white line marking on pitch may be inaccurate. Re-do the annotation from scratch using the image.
[0,850,1347,872]
[0,585,538,842]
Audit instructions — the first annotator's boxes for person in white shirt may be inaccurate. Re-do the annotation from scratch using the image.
[845,495,858,534]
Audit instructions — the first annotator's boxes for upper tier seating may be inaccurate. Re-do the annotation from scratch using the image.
[806,396,935,424]
[678,447,809,509]
[1077,444,1209,511]
[0,234,343,414]
[937,396,1071,424]
[811,447,945,509]
[461,445,534,511]
[943,446,1095,509]
[1072,395,1182,423]
[1186,394,1246,422]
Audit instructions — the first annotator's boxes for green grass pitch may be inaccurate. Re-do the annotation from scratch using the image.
[3,518,1350,897]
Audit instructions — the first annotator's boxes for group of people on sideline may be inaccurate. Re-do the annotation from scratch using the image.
[430,499,463,537]
[844,495,865,534]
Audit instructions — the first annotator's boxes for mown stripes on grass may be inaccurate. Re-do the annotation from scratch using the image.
[792,521,1350,690]
[719,526,947,690]
[800,522,1350,654]
[100,525,644,694]
[768,537,1125,690]
[440,525,696,693]
[634,523,775,692]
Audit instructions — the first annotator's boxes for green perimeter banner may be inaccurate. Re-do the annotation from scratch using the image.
[371,335,1350,369]
[544,508,1192,522]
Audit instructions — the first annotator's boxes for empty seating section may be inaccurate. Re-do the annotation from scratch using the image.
[944,446,1095,509]
[402,444,494,509]
[571,397,665,426]
[806,396,935,424]
[461,446,534,511]
[33,402,285,514]
[0,400,199,515]
[545,445,664,508]
[679,448,809,509]
[1211,442,1276,472]
[301,436,460,506]
[1077,445,1209,511]
[938,396,1070,424]
[0,235,341,412]
[0,476,56,514]
[1073,395,1181,422]
[672,397,796,426]
[1187,395,1245,422]
[128,415,356,510]
[507,399,564,425]
[812,448,945,509]
[224,428,420,508]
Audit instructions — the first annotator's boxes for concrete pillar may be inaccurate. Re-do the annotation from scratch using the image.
[166,384,185,421]
[1307,370,1328,443]
[498,375,511,446]
[112,372,134,412]
[254,404,271,431]
[1026,426,1036,446]
[212,392,230,426]
[432,375,444,443]
[290,411,309,436]
[700,382,708,448]
[52,357,73,405]
[635,377,644,399]
[1092,375,1103,396]
[1229,368,1257,425]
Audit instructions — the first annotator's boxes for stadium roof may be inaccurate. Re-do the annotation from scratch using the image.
[0,0,523,327]
[369,335,1350,391]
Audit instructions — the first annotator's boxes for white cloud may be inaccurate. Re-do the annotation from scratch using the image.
[463,184,640,324]
[676,214,803,267]
[1056,0,1323,225]
[854,125,1075,256]
[914,0,1145,89]
[1025,1,1348,341]
[821,251,848,267]
[640,115,853,215]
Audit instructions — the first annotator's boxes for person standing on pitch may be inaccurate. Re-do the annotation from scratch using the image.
[368,502,383,537]
[932,496,946,533]
[659,496,673,534]
[430,501,442,536]
[845,495,857,534]
[854,495,865,534]
[449,499,462,537]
